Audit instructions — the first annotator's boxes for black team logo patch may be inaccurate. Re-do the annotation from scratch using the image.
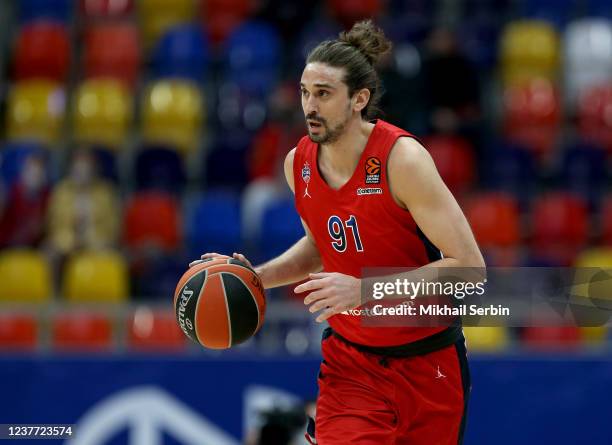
[365,157,381,184]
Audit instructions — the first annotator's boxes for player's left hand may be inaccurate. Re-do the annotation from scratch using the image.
[295,272,361,323]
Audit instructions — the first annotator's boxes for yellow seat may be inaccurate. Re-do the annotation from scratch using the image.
[139,0,196,49]
[141,79,204,153]
[62,250,128,303]
[500,20,560,86]
[0,249,52,303]
[572,248,612,345]
[73,79,132,149]
[6,80,66,144]
[463,326,509,352]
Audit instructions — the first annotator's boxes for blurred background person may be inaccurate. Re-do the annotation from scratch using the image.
[0,152,50,248]
[46,149,119,255]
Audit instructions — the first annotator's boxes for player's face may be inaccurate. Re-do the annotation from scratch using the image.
[300,62,353,144]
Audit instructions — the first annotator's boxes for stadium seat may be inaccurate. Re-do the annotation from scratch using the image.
[563,18,612,110]
[151,24,209,82]
[141,80,204,154]
[465,192,520,248]
[201,0,254,45]
[519,0,575,27]
[0,142,47,187]
[557,143,607,206]
[131,254,186,300]
[462,327,509,352]
[0,249,51,303]
[0,313,37,350]
[19,0,71,23]
[602,197,612,245]
[328,0,384,28]
[91,146,118,182]
[13,21,70,82]
[51,311,113,351]
[258,198,304,261]
[79,0,134,18]
[224,21,281,95]
[500,20,560,86]
[530,193,589,265]
[482,142,536,205]
[185,191,242,258]
[73,79,132,149]
[83,22,140,88]
[138,0,196,49]
[204,144,249,190]
[6,80,65,145]
[573,247,612,345]
[521,326,581,349]
[123,192,181,252]
[134,146,186,194]
[127,308,186,351]
[62,251,129,303]
[425,136,476,196]
[503,79,561,159]
[578,84,612,152]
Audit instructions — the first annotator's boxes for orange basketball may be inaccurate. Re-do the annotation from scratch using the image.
[174,257,266,349]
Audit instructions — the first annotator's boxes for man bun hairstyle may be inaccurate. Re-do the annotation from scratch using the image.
[306,20,392,119]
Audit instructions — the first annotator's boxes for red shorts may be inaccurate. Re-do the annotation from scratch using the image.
[310,329,470,445]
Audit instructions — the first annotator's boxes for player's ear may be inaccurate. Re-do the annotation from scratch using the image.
[353,88,370,113]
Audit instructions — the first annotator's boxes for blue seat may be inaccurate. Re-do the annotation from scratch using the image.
[185,191,242,258]
[557,143,607,207]
[520,0,576,28]
[19,0,71,23]
[133,253,187,300]
[586,0,612,19]
[225,21,280,95]
[204,134,250,189]
[483,143,537,207]
[0,142,47,187]
[135,146,186,194]
[258,199,303,261]
[91,146,118,183]
[151,25,209,83]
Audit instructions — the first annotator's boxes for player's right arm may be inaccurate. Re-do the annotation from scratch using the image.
[195,148,323,289]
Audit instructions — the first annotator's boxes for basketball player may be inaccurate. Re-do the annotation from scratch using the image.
[194,20,484,444]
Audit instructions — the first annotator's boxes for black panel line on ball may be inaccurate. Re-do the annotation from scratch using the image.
[219,273,233,348]
[192,268,208,344]
[221,271,261,332]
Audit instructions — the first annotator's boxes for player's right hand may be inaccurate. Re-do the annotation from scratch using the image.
[189,252,254,269]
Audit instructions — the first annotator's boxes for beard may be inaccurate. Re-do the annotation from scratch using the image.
[306,107,351,144]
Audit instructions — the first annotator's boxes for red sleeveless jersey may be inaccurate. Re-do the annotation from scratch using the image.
[293,119,446,347]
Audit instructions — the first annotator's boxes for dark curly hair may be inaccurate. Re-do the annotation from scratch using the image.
[306,20,392,119]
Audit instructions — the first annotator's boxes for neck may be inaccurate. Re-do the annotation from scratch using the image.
[319,118,375,177]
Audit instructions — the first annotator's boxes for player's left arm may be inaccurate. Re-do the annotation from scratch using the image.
[388,137,484,268]
[298,137,485,322]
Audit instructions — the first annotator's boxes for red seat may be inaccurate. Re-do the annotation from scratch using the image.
[202,0,253,45]
[601,196,612,245]
[83,22,140,87]
[13,21,70,82]
[521,326,581,349]
[52,311,112,351]
[127,308,186,351]
[123,192,181,251]
[466,192,521,248]
[0,313,37,350]
[503,79,561,160]
[80,0,134,17]
[531,193,589,265]
[328,0,384,27]
[578,84,612,153]
[426,136,476,196]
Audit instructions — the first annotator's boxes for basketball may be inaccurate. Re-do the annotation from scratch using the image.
[174,257,266,349]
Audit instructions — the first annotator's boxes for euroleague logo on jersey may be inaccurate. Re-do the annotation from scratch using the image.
[365,157,381,184]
